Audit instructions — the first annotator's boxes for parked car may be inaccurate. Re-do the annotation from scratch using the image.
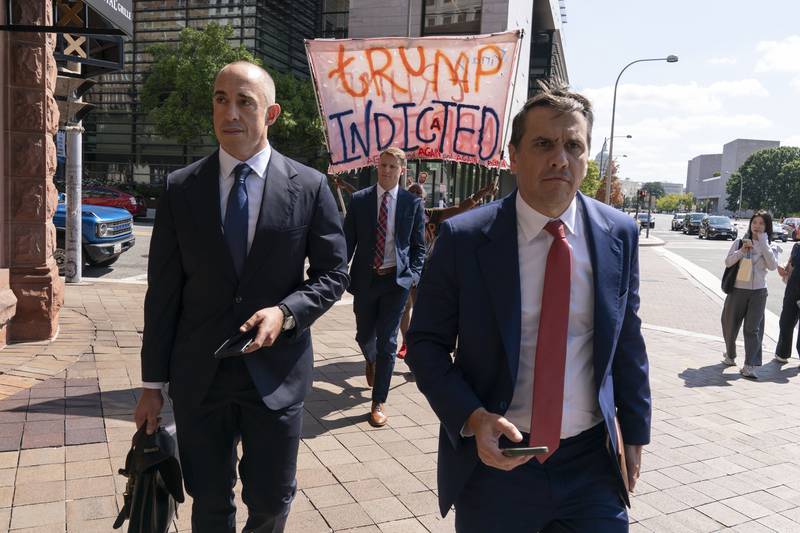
[783,218,800,241]
[53,194,135,274]
[682,212,706,235]
[636,213,655,228]
[699,216,737,240]
[81,186,147,218]
[772,222,789,242]
[671,213,685,231]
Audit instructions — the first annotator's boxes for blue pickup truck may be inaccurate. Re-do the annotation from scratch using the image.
[53,194,135,272]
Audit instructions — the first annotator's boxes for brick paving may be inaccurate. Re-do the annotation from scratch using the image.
[0,249,798,531]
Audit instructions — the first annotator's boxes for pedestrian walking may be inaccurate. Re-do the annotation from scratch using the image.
[721,211,779,379]
[775,227,800,363]
[407,83,648,531]
[343,147,426,427]
[135,61,349,532]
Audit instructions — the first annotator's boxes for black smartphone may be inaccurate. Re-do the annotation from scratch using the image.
[214,328,258,359]
[500,446,549,457]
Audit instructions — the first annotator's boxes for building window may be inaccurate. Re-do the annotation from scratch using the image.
[320,0,349,38]
[421,0,482,36]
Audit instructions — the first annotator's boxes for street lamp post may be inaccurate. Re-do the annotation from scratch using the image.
[604,55,679,205]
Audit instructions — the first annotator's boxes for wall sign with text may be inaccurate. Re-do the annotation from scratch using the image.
[306,31,521,173]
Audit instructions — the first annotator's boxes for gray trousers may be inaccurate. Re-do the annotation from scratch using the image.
[721,288,768,366]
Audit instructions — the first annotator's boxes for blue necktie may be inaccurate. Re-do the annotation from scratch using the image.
[224,163,250,278]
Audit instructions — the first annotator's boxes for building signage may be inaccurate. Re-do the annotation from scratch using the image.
[306,31,521,173]
[85,0,133,37]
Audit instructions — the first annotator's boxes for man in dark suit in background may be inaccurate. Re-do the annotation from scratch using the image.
[344,147,425,427]
[134,61,348,532]
[407,84,650,531]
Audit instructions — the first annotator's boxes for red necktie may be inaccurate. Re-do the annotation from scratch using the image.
[529,220,572,462]
[374,191,390,269]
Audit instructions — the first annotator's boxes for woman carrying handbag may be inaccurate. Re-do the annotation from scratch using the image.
[721,211,780,379]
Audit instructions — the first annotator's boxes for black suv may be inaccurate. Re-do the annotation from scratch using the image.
[682,212,706,235]
[699,215,737,240]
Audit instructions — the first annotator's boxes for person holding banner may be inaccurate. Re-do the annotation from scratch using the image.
[135,61,349,532]
[406,83,649,531]
[343,147,426,427]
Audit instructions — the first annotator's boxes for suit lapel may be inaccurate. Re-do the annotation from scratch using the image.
[185,151,238,285]
[580,193,624,388]
[239,150,298,288]
[477,193,522,385]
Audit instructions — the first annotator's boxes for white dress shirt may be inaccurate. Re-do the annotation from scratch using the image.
[376,183,399,268]
[142,144,272,391]
[502,194,603,438]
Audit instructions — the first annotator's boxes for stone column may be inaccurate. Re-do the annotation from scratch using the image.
[0,0,17,348]
[6,0,63,342]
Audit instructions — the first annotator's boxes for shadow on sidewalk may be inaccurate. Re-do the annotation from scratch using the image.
[301,360,416,438]
[679,360,800,387]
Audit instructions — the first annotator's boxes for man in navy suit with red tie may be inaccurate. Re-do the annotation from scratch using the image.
[407,84,650,531]
[344,147,426,427]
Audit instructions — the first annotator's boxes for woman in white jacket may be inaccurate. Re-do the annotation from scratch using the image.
[721,211,780,379]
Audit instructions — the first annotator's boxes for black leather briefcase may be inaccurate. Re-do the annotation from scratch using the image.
[114,425,185,532]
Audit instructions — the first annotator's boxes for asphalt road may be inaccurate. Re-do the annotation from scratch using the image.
[80,222,152,282]
[645,212,792,316]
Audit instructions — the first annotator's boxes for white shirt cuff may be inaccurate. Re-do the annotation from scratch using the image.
[460,424,475,438]
[142,381,166,390]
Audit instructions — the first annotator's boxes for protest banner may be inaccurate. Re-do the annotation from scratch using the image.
[306,31,522,174]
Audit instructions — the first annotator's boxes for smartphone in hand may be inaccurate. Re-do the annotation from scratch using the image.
[500,446,549,457]
[214,328,258,359]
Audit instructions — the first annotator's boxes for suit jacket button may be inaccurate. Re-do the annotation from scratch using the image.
[234,296,243,304]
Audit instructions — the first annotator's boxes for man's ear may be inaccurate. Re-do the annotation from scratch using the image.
[265,103,282,126]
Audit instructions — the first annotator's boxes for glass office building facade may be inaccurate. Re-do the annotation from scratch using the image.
[83,0,322,184]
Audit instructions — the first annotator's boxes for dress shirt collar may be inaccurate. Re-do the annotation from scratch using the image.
[516,192,578,243]
[376,182,399,199]
[219,143,271,181]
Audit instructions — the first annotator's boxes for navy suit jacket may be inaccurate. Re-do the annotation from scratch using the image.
[343,185,426,293]
[140,149,349,410]
[406,191,651,516]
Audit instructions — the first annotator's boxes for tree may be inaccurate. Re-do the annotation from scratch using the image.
[140,23,259,147]
[594,160,624,207]
[725,146,800,216]
[579,160,601,197]
[269,72,329,172]
[641,181,665,199]
[655,192,693,213]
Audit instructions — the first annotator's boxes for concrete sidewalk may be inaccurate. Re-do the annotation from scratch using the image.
[0,251,800,531]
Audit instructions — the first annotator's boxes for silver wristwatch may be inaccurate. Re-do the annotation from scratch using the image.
[279,304,295,331]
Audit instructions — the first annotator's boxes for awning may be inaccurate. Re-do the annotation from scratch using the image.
[83,0,133,38]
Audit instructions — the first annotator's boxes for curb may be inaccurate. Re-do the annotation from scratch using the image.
[639,235,665,247]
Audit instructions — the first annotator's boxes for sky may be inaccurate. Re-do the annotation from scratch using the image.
[563,0,800,185]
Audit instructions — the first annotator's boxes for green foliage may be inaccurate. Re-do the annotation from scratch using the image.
[269,72,329,172]
[140,23,259,145]
[641,181,666,198]
[725,146,800,216]
[579,160,602,197]
[656,192,694,213]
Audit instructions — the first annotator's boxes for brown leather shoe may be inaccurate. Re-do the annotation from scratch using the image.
[365,361,375,388]
[369,401,387,427]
